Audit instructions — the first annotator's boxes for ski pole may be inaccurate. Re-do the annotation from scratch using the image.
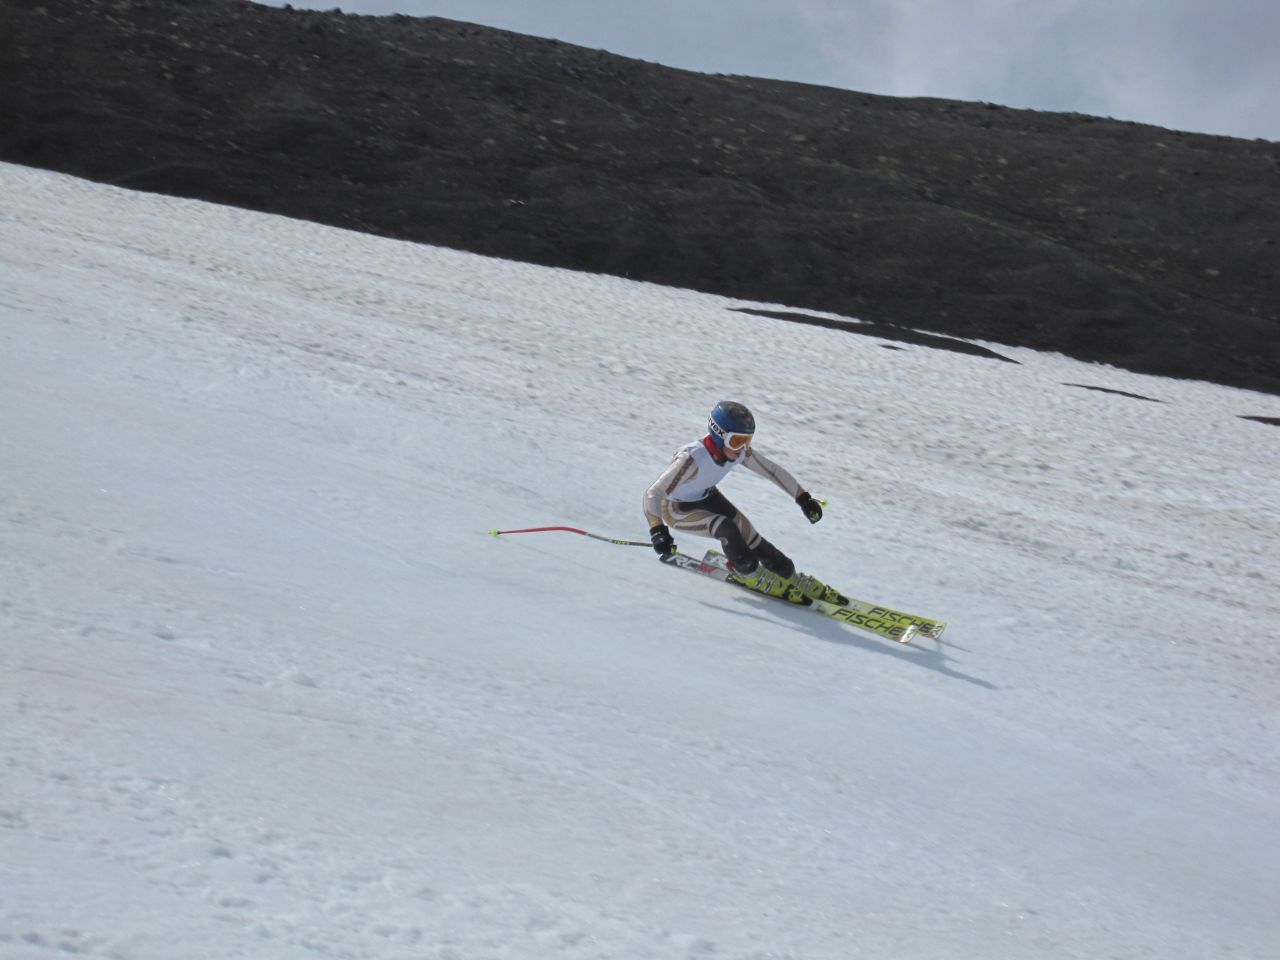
[488,525,650,547]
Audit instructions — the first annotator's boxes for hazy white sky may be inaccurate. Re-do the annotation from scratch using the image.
[257,0,1279,142]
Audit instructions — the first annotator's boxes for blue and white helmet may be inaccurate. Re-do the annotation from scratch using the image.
[707,400,756,451]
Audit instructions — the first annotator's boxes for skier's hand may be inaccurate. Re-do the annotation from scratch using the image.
[649,523,675,557]
[796,492,823,524]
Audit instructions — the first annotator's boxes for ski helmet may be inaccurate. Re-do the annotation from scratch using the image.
[708,400,755,451]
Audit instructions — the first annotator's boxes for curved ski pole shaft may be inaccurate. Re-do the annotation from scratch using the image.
[489,525,650,547]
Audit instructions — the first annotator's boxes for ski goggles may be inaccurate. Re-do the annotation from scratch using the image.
[724,432,753,451]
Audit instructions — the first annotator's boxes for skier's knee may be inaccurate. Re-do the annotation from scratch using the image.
[713,519,756,572]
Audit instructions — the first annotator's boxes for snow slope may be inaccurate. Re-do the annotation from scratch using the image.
[2,162,1278,959]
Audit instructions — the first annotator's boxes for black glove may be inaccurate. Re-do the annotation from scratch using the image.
[649,523,675,557]
[796,492,823,524]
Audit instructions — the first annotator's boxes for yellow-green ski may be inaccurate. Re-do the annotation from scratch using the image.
[696,549,945,643]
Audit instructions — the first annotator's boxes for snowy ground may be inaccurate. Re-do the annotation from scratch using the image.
[2,162,1278,959]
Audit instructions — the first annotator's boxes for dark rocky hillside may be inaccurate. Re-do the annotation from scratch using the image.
[4,0,1279,393]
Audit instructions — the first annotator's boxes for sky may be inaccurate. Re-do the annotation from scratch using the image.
[5,159,1280,957]
[256,0,1280,141]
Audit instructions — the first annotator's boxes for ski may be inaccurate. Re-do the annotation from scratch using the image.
[662,549,945,644]
[659,549,740,585]
[704,549,946,641]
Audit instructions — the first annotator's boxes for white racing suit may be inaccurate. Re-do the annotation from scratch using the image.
[642,436,808,578]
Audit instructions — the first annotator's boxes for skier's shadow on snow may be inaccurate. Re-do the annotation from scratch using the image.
[698,598,999,690]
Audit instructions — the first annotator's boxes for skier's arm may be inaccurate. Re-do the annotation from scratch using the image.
[746,448,824,523]
[743,447,805,499]
[642,451,698,529]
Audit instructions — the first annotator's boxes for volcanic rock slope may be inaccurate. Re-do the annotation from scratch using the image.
[4,0,1278,392]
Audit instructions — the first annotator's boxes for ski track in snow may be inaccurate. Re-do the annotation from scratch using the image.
[1,162,1278,959]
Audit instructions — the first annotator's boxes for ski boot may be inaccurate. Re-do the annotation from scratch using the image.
[793,573,850,606]
[733,565,811,605]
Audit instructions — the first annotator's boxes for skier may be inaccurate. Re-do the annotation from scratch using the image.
[643,401,846,605]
